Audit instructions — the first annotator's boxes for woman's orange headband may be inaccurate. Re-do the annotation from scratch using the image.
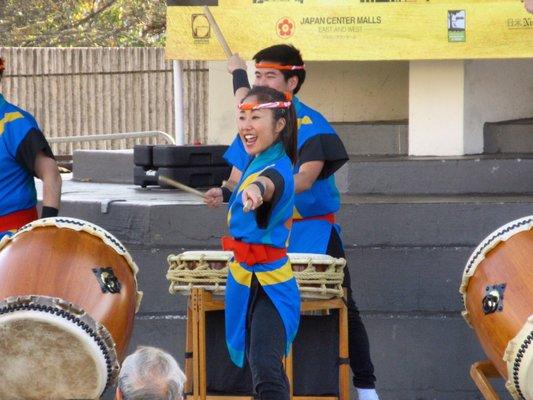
[238,101,292,111]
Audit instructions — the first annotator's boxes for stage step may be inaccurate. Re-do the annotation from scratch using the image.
[73,150,133,184]
[484,117,533,154]
[337,154,533,195]
[55,182,533,249]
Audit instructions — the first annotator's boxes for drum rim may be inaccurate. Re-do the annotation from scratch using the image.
[170,250,234,261]
[459,215,533,316]
[0,295,119,391]
[0,217,143,312]
[168,251,346,265]
[289,253,346,267]
[504,316,533,400]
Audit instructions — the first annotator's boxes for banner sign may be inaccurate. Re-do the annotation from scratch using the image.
[166,0,533,60]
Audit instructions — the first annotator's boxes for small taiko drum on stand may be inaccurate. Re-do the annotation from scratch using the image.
[460,216,533,400]
[289,253,346,299]
[0,217,143,400]
[167,251,346,299]
[167,250,232,295]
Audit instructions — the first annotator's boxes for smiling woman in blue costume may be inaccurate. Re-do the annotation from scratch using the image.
[215,86,299,400]
[205,45,379,400]
[0,56,62,240]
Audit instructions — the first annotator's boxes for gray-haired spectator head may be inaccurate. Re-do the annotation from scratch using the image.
[116,346,186,400]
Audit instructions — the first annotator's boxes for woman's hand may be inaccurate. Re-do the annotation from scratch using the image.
[227,53,247,74]
[242,184,263,212]
[204,187,223,208]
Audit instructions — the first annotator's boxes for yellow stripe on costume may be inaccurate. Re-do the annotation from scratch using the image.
[237,164,275,194]
[292,207,303,219]
[0,112,24,136]
[255,261,293,286]
[227,209,232,226]
[237,171,262,193]
[297,116,313,129]
[229,262,252,287]
[227,170,264,226]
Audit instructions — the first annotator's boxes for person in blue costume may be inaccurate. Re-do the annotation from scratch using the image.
[205,45,379,400]
[0,56,62,240]
[217,86,300,400]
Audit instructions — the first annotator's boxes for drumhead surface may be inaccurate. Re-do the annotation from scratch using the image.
[0,310,107,400]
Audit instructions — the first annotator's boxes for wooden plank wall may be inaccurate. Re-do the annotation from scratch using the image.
[0,47,208,154]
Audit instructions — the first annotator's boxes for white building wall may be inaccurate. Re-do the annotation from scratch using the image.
[208,60,409,145]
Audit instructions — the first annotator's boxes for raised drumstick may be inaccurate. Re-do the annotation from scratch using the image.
[158,175,206,199]
[203,6,233,57]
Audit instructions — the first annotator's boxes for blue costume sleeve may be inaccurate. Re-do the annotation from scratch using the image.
[16,128,55,175]
[0,105,40,216]
[223,134,251,172]
[298,134,348,179]
[3,111,39,158]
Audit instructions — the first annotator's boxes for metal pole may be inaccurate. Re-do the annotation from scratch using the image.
[173,60,185,146]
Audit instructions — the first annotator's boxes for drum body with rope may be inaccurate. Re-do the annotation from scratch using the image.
[167,251,346,299]
[460,216,533,400]
[0,217,142,400]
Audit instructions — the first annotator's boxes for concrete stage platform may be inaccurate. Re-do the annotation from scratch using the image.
[35,173,529,400]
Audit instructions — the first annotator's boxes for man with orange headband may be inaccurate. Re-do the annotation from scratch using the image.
[0,56,61,239]
[205,44,379,400]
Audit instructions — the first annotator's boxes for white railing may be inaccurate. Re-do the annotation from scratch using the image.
[48,131,176,145]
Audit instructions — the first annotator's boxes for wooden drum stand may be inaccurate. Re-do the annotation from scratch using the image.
[470,360,503,400]
[183,288,350,400]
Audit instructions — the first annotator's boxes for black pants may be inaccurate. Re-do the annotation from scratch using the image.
[327,229,377,389]
[246,276,290,400]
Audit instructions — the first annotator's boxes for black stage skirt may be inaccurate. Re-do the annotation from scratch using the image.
[205,310,340,396]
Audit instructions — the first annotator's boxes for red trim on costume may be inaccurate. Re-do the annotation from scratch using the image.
[221,236,287,265]
[0,207,38,232]
[255,62,305,71]
[293,212,335,224]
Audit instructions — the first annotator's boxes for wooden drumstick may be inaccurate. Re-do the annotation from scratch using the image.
[203,6,233,57]
[158,175,206,199]
[243,199,252,213]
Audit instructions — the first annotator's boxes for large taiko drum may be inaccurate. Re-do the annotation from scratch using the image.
[460,216,533,400]
[167,251,346,299]
[0,217,143,400]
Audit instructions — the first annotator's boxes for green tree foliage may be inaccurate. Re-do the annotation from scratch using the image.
[0,0,166,46]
